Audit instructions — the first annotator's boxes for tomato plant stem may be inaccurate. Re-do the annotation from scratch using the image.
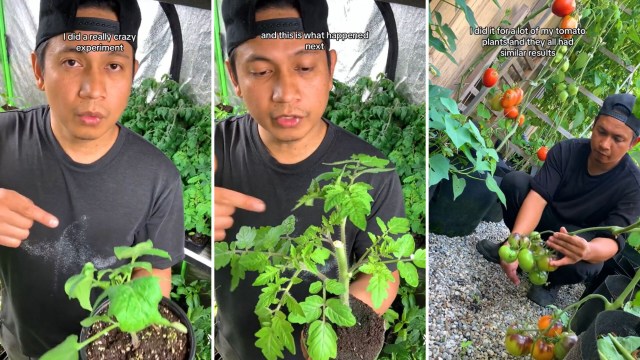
[607,267,640,311]
[336,218,351,307]
[611,334,636,360]
[77,323,120,350]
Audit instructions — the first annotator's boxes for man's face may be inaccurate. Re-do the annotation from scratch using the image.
[227,7,336,145]
[590,115,636,167]
[32,7,138,143]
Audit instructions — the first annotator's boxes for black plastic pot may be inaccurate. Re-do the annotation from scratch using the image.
[570,275,639,335]
[0,350,6,360]
[185,233,209,253]
[581,245,640,298]
[565,310,640,360]
[79,297,195,360]
[429,170,497,237]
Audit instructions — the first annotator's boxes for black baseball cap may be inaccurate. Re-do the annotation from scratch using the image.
[221,0,330,56]
[598,94,640,136]
[36,0,141,52]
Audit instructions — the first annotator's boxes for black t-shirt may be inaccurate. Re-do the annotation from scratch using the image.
[530,138,640,251]
[0,106,185,356]
[214,114,406,360]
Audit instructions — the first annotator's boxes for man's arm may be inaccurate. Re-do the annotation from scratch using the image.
[348,271,400,315]
[132,267,172,297]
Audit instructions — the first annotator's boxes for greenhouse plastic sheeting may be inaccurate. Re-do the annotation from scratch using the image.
[214,0,426,105]
[2,0,211,106]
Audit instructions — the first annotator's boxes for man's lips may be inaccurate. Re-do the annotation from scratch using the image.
[275,114,303,128]
[77,111,104,125]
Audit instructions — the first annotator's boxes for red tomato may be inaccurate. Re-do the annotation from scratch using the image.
[517,114,525,127]
[501,89,519,108]
[514,87,524,105]
[504,106,519,119]
[537,146,548,161]
[537,314,563,337]
[482,68,499,87]
[532,339,555,360]
[560,16,578,39]
[552,0,576,17]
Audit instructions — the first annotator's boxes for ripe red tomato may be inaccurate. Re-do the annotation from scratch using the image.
[505,333,534,356]
[483,68,499,87]
[560,16,578,39]
[532,339,555,360]
[504,106,519,119]
[513,87,524,105]
[501,89,518,108]
[537,146,548,161]
[552,0,576,17]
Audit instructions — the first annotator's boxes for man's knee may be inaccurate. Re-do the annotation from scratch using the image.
[549,261,604,286]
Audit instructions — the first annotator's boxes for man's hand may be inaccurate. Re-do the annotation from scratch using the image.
[500,255,520,286]
[547,227,591,266]
[0,188,59,248]
[214,157,265,241]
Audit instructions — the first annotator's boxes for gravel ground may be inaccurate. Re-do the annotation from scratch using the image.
[428,221,585,359]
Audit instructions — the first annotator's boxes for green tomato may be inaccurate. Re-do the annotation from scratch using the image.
[536,255,558,272]
[558,46,568,54]
[556,83,567,93]
[558,90,569,103]
[568,83,579,96]
[518,249,535,272]
[529,231,541,241]
[499,245,519,263]
[553,53,564,64]
[553,332,578,359]
[529,271,548,285]
[560,60,570,72]
[555,71,566,83]
[505,334,534,356]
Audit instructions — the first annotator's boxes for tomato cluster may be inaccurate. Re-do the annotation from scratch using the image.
[487,86,526,127]
[498,232,557,285]
[504,315,578,359]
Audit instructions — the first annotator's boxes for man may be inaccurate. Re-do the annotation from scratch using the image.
[214,0,405,358]
[477,93,640,306]
[0,0,185,358]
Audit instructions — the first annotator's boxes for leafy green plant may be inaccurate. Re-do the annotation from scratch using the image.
[325,74,426,236]
[171,274,212,360]
[40,241,187,360]
[121,75,212,236]
[429,84,506,204]
[214,154,426,360]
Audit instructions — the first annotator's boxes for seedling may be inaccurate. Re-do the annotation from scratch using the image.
[215,154,426,360]
[41,240,187,360]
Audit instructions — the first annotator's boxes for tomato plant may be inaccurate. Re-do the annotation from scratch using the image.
[551,0,575,17]
[482,68,499,87]
[537,146,548,161]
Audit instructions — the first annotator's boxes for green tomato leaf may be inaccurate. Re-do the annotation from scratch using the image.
[397,262,419,287]
[413,249,426,268]
[325,298,356,327]
[309,281,323,294]
[387,217,410,235]
[325,279,346,295]
[283,293,305,319]
[40,335,80,360]
[114,240,171,261]
[236,226,257,249]
[253,266,280,286]
[64,262,96,311]
[255,326,284,360]
[230,256,247,291]
[367,269,393,310]
[311,247,331,266]
[214,242,232,270]
[272,312,296,355]
[239,252,268,271]
[288,295,323,324]
[597,334,625,360]
[79,315,112,328]
[107,277,168,332]
[376,217,387,233]
[307,320,338,360]
[393,233,415,258]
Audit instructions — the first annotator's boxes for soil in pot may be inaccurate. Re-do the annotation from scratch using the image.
[185,232,209,253]
[83,302,189,360]
[302,295,385,360]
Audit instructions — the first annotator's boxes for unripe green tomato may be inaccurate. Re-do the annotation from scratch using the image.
[555,71,566,83]
[537,255,558,272]
[561,60,570,72]
[553,53,564,64]
[554,332,578,359]
[568,83,579,96]
[529,271,548,285]
[505,333,534,356]
[520,236,531,249]
[508,233,521,248]
[558,90,569,102]
[556,83,567,93]
[499,245,519,263]
[518,249,535,272]
[559,45,568,54]
[529,231,541,241]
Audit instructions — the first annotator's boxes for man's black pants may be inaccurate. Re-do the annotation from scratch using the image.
[500,171,604,286]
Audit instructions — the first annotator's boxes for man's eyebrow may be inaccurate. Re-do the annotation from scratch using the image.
[245,49,321,63]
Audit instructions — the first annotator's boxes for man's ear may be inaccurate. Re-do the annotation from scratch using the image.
[31,52,45,91]
[328,49,337,79]
[632,136,640,148]
[133,59,140,79]
[225,60,242,98]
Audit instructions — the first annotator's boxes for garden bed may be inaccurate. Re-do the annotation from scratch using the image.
[428,221,584,359]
